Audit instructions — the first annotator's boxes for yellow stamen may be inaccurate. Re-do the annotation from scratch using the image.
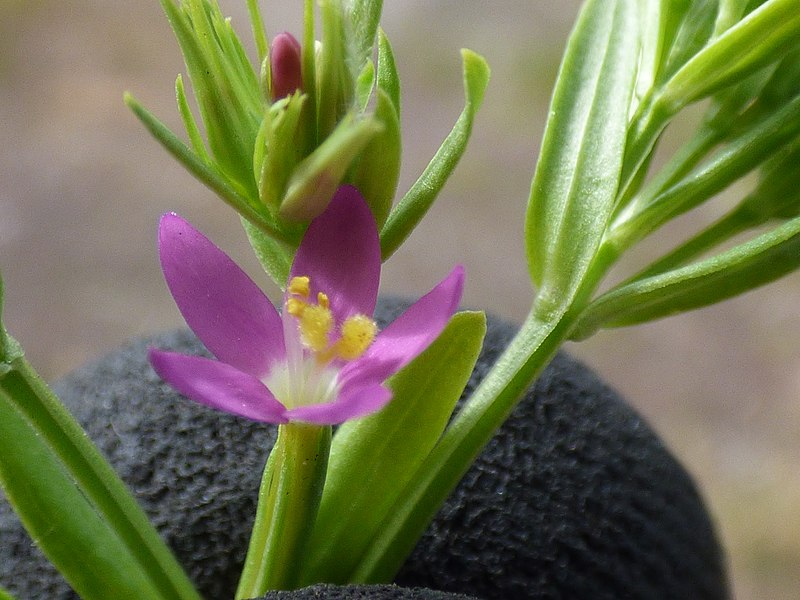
[317,292,329,309]
[288,276,310,297]
[298,304,333,352]
[335,314,378,360]
[286,297,306,317]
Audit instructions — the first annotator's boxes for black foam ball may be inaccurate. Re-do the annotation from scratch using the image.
[0,298,728,599]
[255,583,479,600]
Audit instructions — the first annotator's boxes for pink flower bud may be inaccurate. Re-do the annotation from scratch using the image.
[270,32,303,100]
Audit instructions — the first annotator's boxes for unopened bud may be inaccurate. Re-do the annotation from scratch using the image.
[270,32,303,100]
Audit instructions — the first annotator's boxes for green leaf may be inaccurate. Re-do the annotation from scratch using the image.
[159,0,261,193]
[175,74,210,162]
[608,91,800,253]
[525,0,639,316]
[380,49,490,260]
[0,284,201,599]
[125,93,292,246]
[660,0,800,111]
[349,88,402,227]
[297,311,487,585]
[571,214,800,338]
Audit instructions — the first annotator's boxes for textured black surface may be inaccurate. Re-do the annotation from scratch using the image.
[256,583,479,600]
[0,298,729,599]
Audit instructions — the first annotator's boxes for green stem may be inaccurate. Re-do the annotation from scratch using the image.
[236,423,331,597]
[349,305,578,582]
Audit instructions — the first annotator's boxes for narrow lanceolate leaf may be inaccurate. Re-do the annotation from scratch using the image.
[570,215,800,339]
[525,0,639,316]
[124,93,291,246]
[296,311,487,586]
[350,89,402,227]
[348,0,384,73]
[660,0,800,111]
[380,49,490,260]
[608,91,800,252]
[0,278,201,600]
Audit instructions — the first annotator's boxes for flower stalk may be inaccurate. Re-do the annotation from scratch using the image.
[236,423,331,596]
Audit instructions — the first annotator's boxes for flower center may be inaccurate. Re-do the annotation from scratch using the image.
[285,275,378,363]
[264,276,379,411]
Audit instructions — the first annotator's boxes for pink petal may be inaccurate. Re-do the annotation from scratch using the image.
[159,213,285,377]
[340,265,465,387]
[289,186,381,322]
[284,383,392,424]
[149,349,288,424]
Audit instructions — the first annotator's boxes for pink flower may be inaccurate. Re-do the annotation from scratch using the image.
[149,186,464,424]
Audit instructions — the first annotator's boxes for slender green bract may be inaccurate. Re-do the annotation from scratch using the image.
[0,277,201,600]
[379,49,490,260]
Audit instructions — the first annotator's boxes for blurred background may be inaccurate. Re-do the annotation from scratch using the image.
[1,1,799,597]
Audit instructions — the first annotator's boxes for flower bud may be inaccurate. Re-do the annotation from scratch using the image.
[270,32,303,100]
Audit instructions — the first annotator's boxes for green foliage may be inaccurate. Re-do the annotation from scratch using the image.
[525,0,639,319]
[129,0,488,287]
[0,277,201,600]
[297,311,486,585]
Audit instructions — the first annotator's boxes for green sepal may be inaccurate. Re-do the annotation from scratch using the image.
[380,49,490,260]
[279,114,383,221]
[0,276,201,600]
[245,0,269,64]
[242,217,299,288]
[254,93,308,211]
[377,28,401,116]
[297,311,487,586]
[349,88,402,228]
[355,60,376,112]
[525,0,639,315]
[348,0,384,74]
[571,214,800,339]
[316,0,352,139]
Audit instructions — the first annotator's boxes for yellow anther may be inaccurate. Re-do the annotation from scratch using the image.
[288,276,310,297]
[298,304,333,352]
[335,315,378,360]
[317,292,330,309]
[286,297,307,318]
